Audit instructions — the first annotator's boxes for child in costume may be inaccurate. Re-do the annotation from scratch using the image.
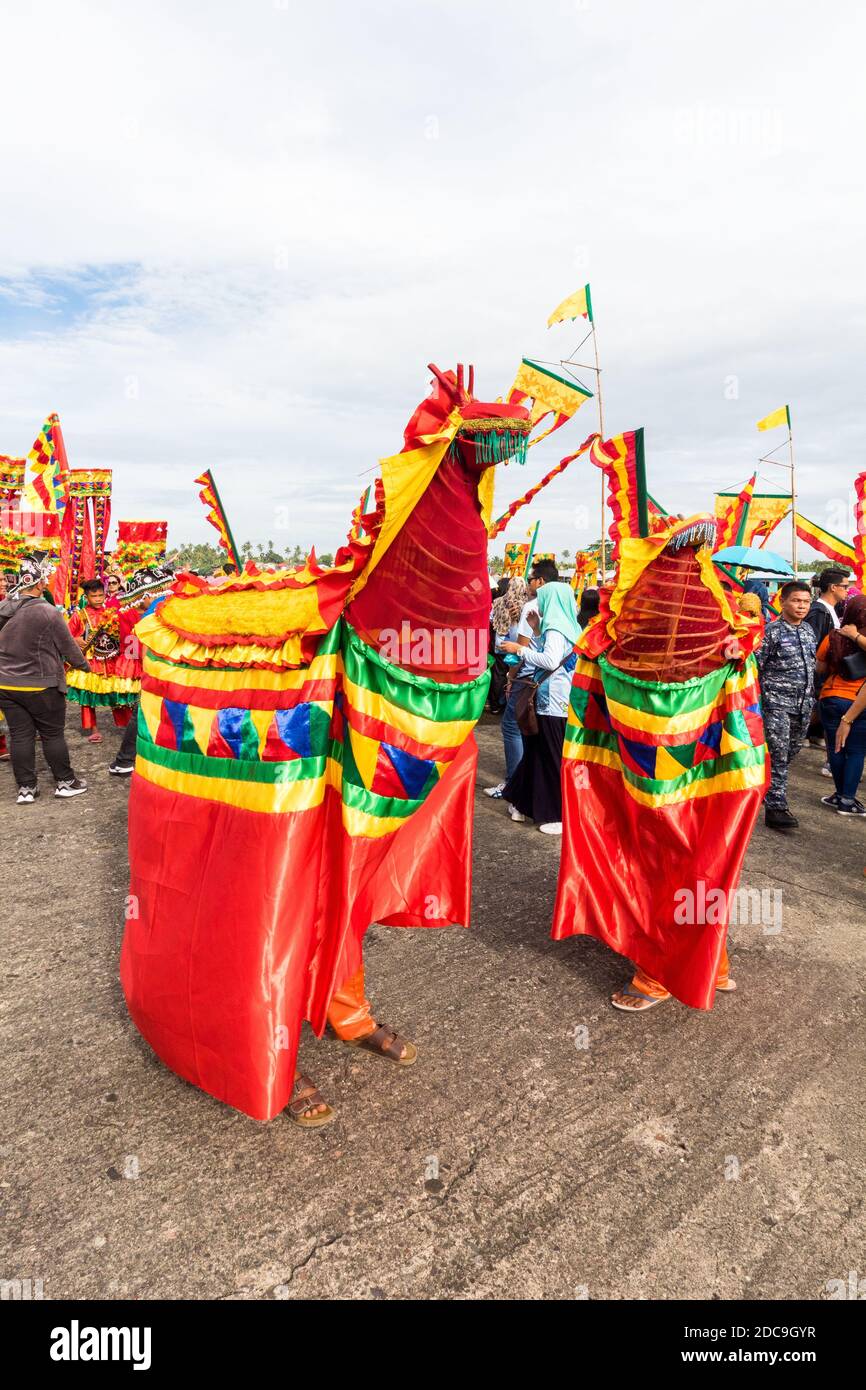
[108,565,176,775]
[66,577,138,742]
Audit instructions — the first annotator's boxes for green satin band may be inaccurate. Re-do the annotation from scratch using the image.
[341,621,489,723]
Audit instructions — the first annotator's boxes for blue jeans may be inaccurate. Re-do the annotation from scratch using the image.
[501,682,525,781]
[821,696,866,804]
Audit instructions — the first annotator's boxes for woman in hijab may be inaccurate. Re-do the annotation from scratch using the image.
[815,594,866,815]
[498,581,580,834]
[485,576,532,784]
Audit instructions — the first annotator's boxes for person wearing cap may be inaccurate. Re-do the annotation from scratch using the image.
[756,580,817,830]
[108,565,175,775]
[0,556,89,804]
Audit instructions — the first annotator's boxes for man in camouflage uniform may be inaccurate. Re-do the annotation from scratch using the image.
[756,580,817,829]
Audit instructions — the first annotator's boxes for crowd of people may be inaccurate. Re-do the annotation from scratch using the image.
[483,561,866,833]
[1,554,865,837]
[0,557,172,801]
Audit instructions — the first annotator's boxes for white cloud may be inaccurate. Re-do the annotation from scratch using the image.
[1,0,864,558]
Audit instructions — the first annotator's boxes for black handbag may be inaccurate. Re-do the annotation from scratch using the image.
[512,650,574,737]
[840,647,866,682]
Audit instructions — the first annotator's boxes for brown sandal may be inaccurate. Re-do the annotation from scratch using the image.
[288,1072,335,1127]
[346,1022,417,1066]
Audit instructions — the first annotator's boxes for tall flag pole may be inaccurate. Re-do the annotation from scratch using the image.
[757,405,796,571]
[547,284,605,578]
[854,472,866,590]
[523,520,541,579]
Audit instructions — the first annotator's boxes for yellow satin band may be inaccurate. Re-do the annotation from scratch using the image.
[564,741,767,805]
[134,753,328,815]
[142,648,339,692]
[477,465,495,533]
[347,411,462,604]
[341,670,471,749]
[135,753,414,837]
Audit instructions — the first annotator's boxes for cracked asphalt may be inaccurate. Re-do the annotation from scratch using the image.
[2,714,864,1300]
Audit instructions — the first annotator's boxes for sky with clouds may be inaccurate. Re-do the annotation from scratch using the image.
[1,0,864,561]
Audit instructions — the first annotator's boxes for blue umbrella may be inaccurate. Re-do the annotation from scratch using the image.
[712,545,794,577]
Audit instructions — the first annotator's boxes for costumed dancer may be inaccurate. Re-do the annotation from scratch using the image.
[551,430,767,1012]
[122,362,536,1125]
[109,565,176,776]
[66,578,139,742]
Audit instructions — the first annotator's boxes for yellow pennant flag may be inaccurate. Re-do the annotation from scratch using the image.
[547,284,593,327]
[757,405,791,432]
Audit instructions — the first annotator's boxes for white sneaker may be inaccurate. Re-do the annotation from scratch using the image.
[509,805,527,822]
[55,778,88,798]
[820,763,833,777]
[483,782,505,799]
[17,786,37,805]
[538,821,562,835]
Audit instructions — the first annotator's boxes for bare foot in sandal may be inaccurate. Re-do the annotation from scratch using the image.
[611,984,669,1012]
[288,1071,335,1127]
[347,1022,417,1065]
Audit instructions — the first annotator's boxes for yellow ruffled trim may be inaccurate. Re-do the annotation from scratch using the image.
[158,583,322,645]
[66,670,141,695]
[136,612,309,669]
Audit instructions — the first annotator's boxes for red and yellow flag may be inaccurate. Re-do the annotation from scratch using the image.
[195,470,241,571]
[794,514,855,570]
[715,474,756,550]
[590,428,648,558]
[571,549,598,600]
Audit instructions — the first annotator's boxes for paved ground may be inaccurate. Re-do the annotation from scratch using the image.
[2,712,864,1300]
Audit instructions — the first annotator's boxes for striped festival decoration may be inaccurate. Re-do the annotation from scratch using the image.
[195,469,241,570]
[793,513,856,570]
[590,427,649,558]
[487,436,596,539]
[715,474,756,550]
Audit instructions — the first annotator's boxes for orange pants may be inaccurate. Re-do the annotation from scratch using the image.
[326,964,377,1041]
[632,944,731,1000]
[81,705,133,730]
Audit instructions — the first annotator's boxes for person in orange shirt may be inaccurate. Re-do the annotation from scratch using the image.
[816,595,866,816]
